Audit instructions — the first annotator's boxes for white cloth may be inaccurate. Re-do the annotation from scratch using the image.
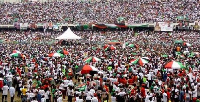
[111,96,116,102]
[76,98,84,102]
[91,97,98,102]
[57,97,63,102]
[9,86,15,97]
[2,85,9,95]
[163,92,167,102]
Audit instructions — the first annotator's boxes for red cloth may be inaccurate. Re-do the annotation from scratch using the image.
[0,80,3,88]
[167,91,171,99]
[128,79,133,85]
[141,87,145,98]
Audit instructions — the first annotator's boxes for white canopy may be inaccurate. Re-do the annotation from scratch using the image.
[56,28,81,40]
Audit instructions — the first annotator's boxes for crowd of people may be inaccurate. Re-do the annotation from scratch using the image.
[0,0,200,24]
[0,29,199,102]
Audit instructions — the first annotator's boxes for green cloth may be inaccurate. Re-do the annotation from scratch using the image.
[79,85,86,91]
[51,88,56,97]
[75,65,79,69]
[143,77,147,83]
[108,66,112,71]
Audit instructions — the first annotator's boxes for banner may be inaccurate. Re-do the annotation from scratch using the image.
[20,23,28,30]
[177,20,190,29]
[14,22,20,29]
[154,22,173,31]
[53,23,62,31]
[194,22,200,30]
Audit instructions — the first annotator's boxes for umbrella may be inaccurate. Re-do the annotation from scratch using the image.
[128,44,135,48]
[76,65,99,74]
[161,54,168,58]
[108,40,121,45]
[12,50,21,53]
[174,40,183,44]
[164,61,185,69]
[48,53,64,57]
[57,50,69,55]
[128,44,139,48]
[185,43,191,47]
[177,16,184,20]
[130,58,148,66]
[10,53,23,58]
[84,56,101,63]
[105,45,116,51]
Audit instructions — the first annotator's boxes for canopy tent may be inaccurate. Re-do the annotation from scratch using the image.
[56,28,81,40]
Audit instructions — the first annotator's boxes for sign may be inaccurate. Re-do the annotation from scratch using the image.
[177,20,190,29]
[154,22,173,31]
[194,22,200,30]
[20,23,28,30]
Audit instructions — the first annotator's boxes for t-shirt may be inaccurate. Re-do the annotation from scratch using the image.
[21,88,27,95]
[111,96,116,102]
[2,85,9,95]
[76,99,84,102]
[91,97,98,102]
[163,92,167,102]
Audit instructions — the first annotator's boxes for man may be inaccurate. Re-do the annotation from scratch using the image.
[9,86,15,102]
[21,86,28,102]
[91,95,98,102]
[2,84,9,102]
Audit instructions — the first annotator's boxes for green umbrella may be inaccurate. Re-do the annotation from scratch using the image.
[10,53,23,58]
[176,52,181,56]
[117,17,125,22]
[174,40,183,44]
[161,54,168,58]
[128,44,135,48]
[188,52,195,57]
[125,42,129,46]
[177,16,184,20]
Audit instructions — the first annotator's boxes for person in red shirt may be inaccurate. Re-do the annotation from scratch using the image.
[167,88,171,102]
[141,84,146,99]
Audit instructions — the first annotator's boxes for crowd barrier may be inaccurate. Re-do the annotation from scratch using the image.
[0,22,199,31]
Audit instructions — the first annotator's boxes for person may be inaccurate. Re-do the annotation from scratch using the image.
[67,86,74,102]
[163,90,167,102]
[36,91,42,102]
[76,96,84,102]
[91,95,98,102]
[9,85,15,102]
[2,84,9,102]
[21,86,28,102]
[57,95,63,102]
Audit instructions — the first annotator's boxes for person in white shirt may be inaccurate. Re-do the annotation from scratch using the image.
[86,93,92,102]
[44,89,50,102]
[76,96,84,102]
[111,93,116,102]
[2,84,9,102]
[91,95,98,102]
[163,91,167,102]
[9,86,15,102]
[41,96,46,102]
[57,95,63,102]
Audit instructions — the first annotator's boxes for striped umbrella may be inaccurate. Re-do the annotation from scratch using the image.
[105,45,116,51]
[84,57,101,63]
[164,61,185,69]
[130,58,148,66]
[10,53,23,58]
[48,53,64,57]
[76,65,99,74]
[57,50,69,55]
[12,50,21,54]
